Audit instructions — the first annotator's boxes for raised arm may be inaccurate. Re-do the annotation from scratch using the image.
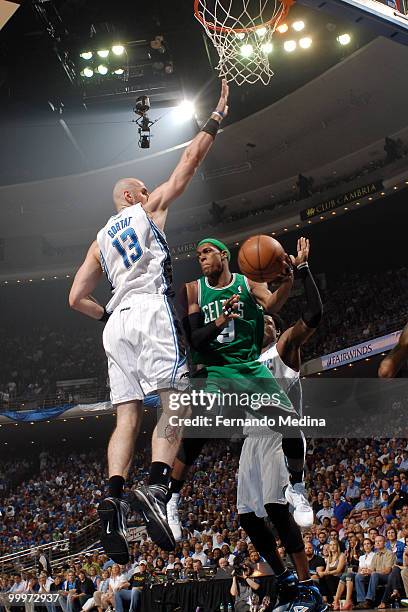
[279,237,323,350]
[144,80,229,230]
[69,241,106,320]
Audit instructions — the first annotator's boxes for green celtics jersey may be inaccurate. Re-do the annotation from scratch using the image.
[192,273,264,366]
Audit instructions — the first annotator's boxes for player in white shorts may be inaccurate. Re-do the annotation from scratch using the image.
[237,238,327,612]
[69,80,229,563]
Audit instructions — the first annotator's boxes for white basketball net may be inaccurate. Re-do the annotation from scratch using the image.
[195,0,291,85]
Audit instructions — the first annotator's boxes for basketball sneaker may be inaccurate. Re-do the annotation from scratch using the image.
[275,579,328,612]
[97,497,130,564]
[296,584,328,612]
[284,482,314,528]
[166,493,182,542]
[274,570,300,612]
[130,484,176,551]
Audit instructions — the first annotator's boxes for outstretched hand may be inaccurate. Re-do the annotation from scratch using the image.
[290,236,310,267]
[214,79,229,118]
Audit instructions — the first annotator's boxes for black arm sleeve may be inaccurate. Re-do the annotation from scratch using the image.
[297,262,323,328]
[182,311,222,351]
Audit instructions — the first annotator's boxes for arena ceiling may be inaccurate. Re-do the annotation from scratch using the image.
[0,37,407,236]
[0,1,407,276]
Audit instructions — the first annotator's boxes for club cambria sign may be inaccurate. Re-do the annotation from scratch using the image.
[300,180,383,221]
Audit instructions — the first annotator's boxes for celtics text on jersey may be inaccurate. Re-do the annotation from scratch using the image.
[192,273,264,366]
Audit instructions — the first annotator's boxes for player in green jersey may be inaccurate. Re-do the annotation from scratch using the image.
[166,237,309,539]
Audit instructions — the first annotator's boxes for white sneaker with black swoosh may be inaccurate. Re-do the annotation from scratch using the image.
[130,485,176,551]
[98,497,130,564]
[166,493,182,542]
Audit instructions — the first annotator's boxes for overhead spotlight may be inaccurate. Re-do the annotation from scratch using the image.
[256,26,268,37]
[235,32,246,40]
[81,67,94,78]
[261,42,273,54]
[173,99,196,122]
[292,20,305,31]
[240,43,254,57]
[283,40,297,52]
[112,44,125,55]
[97,64,108,75]
[337,33,351,45]
[277,23,288,33]
[80,51,93,60]
[97,49,110,58]
[299,36,312,48]
[113,68,124,75]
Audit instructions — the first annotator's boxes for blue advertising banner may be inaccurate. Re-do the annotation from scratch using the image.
[321,329,402,370]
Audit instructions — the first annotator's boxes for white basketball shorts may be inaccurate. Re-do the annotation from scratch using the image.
[102,294,189,405]
[237,434,289,518]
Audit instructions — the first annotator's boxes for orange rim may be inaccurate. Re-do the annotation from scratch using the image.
[193,0,294,34]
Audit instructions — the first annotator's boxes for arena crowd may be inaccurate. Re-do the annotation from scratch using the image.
[1,438,408,609]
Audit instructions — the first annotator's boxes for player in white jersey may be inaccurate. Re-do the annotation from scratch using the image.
[237,238,326,612]
[69,80,229,563]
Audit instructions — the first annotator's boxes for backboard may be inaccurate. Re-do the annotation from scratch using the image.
[300,0,408,44]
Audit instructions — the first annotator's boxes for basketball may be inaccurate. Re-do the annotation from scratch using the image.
[238,234,286,282]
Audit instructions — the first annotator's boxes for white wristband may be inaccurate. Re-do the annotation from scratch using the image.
[297,262,309,270]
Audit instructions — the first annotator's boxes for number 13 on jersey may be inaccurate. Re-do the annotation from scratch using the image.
[112,228,142,269]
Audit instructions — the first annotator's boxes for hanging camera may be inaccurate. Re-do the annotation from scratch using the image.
[133,95,157,149]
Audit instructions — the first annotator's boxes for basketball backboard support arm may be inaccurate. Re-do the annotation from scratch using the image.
[299,0,408,45]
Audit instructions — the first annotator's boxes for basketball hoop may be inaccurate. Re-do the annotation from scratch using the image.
[194,0,294,85]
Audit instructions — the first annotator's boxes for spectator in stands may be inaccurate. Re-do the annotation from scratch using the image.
[113,561,147,612]
[217,557,233,577]
[304,541,325,581]
[60,570,79,612]
[332,534,362,610]
[153,558,165,576]
[339,517,350,540]
[389,480,408,515]
[104,564,126,610]
[385,527,405,564]
[332,491,353,524]
[66,570,94,612]
[182,557,195,578]
[359,510,370,530]
[82,555,99,576]
[192,543,208,567]
[316,499,333,524]
[329,530,346,553]
[84,569,110,612]
[192,559,205,578]
[318,541,346,604]
[346,478,361,503]
[9,574,26,594]
[354,535,396,609]
[315,530,329,554]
